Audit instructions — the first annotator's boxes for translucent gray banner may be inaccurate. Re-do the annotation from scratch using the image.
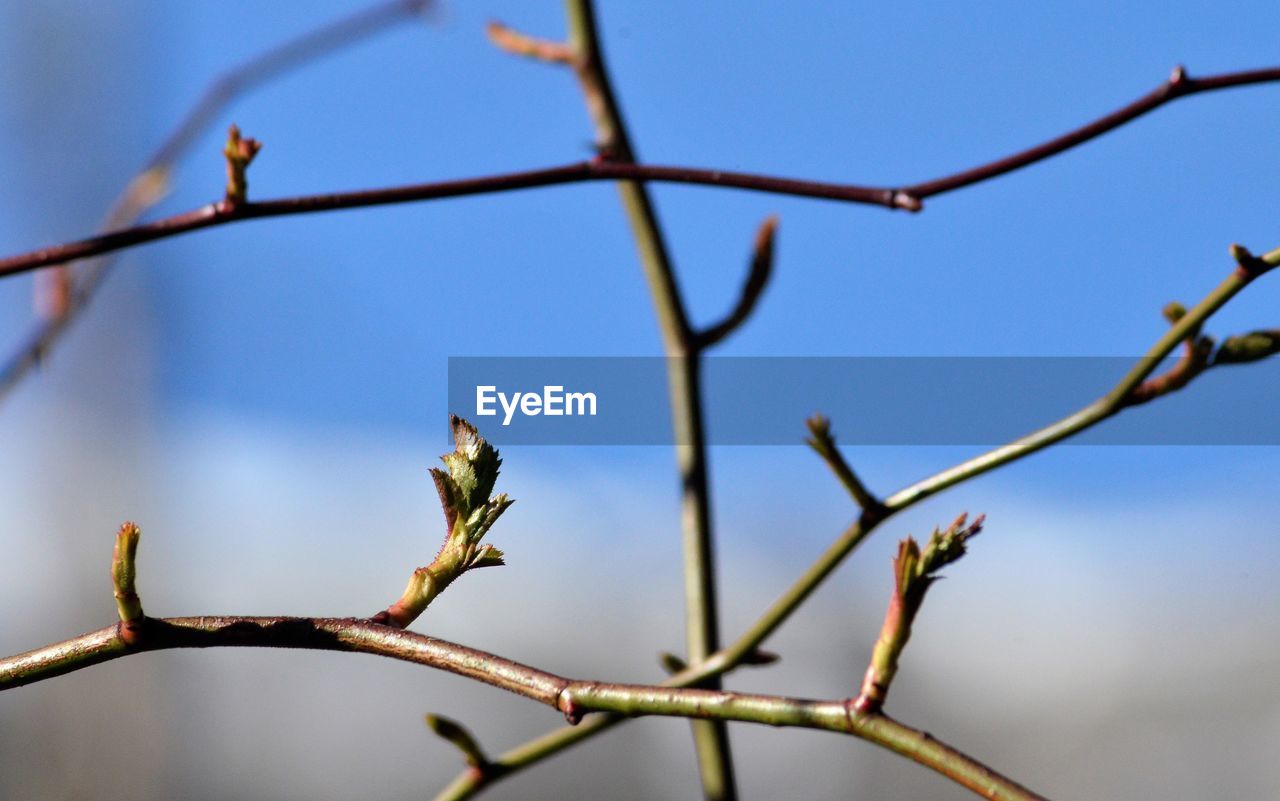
[447,357,1278,445]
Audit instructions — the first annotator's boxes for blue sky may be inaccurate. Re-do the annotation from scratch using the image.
[6,0,1276,495]
[0,4,1279,797]
[0,0,1277,574]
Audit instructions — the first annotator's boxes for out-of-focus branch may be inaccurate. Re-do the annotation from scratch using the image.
[0,0,430,403]
[804,414,883,515]
[426,714,493,776]
[554,1,741,794]
[898,65,1280,202]
[697,216,778,348]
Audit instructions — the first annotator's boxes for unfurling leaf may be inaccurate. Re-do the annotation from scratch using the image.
[379,417,514,628]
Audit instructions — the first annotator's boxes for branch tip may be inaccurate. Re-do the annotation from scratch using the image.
[805,414,881,512]
[1230,242,1272,280]
[1128,295,1220,406]
[1213,329,1280,365]
[659,651,688,674]
[223,123,262,206]
[698,214,779,348]
[740,648,780,667]
[485,20,577,66]
[426,714,490,770]
[111,521,144,635]
[855,513,983,714]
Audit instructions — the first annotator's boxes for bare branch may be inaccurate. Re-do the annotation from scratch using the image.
[804,413,883,514]
[898,65,1280,204]
[486,20,576,66]
[698,216,778,349]
[3,64,1279,286]
[0,613,1046,801]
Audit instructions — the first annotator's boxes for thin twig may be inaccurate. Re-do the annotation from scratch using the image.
[899,65,1280,202]
[5,64,1279,284]
[426,714,492,772]
[434,244,1280,799]
[804,413,883,514]
[698,216,778,348]
[0,0,429,402]
[0,614,1047,801]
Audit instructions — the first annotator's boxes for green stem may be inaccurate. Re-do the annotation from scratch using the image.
[0,616,1046,801]
[885,246,1278,512]
[564,2,735,797]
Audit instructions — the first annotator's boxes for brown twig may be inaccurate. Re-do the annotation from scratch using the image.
[897,65,1280,202]
[697,216,778,348]
[3,60,1279,284]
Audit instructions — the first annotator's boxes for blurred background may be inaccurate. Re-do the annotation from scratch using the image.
[1,1,1279,799]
